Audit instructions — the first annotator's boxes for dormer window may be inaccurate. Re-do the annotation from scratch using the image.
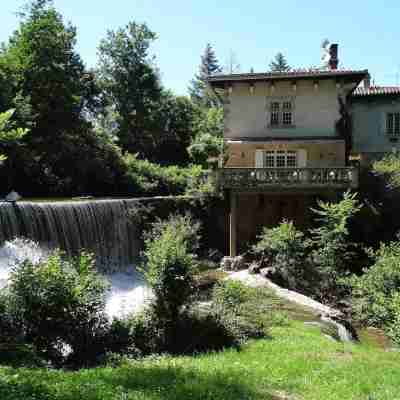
[386,112,400,137]
[269,99,294,127]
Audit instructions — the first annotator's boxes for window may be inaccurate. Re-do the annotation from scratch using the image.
[270,102,280,126]
[269,100,294,127]
[387,113,400,137]
[264,150,298,168]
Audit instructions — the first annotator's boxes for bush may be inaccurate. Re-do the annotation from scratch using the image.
[252,220,310,292]
[350,242,400,329]
[142,214,199,351]
[308,191,362,301]
[7,252,110,367]
[122,153,212,196]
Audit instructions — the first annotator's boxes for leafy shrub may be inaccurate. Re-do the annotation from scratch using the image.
[252,220,309,291]
[308,191,362,301]
[211,281,273,341]
[212,280,252,309]
[7,252,110,367]
[350,242,400,329]
[122,153,212,196]
[142,214,199,351]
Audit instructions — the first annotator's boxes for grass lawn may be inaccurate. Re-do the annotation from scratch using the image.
[1,321,399,400]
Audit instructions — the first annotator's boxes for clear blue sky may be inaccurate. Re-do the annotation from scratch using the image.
[1,0,399,95]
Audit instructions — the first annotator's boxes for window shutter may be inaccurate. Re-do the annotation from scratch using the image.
[255,150,264,168]
[298,149,307,167]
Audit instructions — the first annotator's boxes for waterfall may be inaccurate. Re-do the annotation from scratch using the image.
[0,199,152,318]
[0,199,143,270]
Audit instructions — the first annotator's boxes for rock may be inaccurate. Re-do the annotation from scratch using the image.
[5,191,21,203]
[220,255,246,271]
[260,267,276,278]
[248,262,261,274]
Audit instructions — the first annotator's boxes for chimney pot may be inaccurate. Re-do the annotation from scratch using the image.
[329,44,339,70]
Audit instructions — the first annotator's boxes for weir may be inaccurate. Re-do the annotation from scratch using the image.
[0,198,152,318]
[0,199,142,271]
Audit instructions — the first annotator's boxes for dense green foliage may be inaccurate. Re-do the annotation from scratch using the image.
[251,192,362,301]
[350,241,400,344]
[3,252,110,367]
[0,109,28,162]
[308,191,362,300]
[0,1,222,197]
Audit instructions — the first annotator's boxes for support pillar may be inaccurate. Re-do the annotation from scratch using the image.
[229,191,237,257]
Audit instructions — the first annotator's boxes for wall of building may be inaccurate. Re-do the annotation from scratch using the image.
[225,140,346,168]
[235,193,319,252]
[351,97,400,161]
[224,79,350,139]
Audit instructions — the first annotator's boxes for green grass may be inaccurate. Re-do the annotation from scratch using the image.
[1,322,400,400]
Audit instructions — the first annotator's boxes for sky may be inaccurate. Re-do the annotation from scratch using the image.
[1,0,400,95]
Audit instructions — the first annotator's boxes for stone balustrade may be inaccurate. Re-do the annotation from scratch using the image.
[218,167,358,190]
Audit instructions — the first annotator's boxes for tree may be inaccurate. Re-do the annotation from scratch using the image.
[97,22,162,155]
[269,52,291,72]
[189,43,222,108]
[0,0,126,196]
[0,109,28,163]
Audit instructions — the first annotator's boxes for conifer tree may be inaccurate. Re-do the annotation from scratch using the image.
[189,43,222,108]
[269,52,291,72]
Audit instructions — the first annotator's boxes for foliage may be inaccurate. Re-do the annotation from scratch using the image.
[269,52,291,72]
[188,107,224,168]
[6,251,110,367]
[142,215,199,351]
[252,220,310,291]
[189,43,222,108]
[122,153,210,196]
[350,242,400,344]
[97,21,161,155]
[308,191,362,300]
[372,153,400,189]
[0,0,125,197]
[212,280,252,309]
[0,109,28,162]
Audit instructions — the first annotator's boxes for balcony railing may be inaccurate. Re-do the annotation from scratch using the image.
[218,167,358,190]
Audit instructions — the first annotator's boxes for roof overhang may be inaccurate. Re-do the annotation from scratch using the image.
[208,70,368,89]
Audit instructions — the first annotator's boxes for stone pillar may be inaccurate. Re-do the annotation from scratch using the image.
[229,191,237,257]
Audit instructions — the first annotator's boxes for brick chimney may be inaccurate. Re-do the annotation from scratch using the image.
[329,44,339,70]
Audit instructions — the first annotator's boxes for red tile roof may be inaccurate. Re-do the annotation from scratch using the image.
[352,86,400,97]
[207,69,368,85]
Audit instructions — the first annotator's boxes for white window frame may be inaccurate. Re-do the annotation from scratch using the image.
[255,149,307,168]
[386,112,400,137]
[268,98,295,128]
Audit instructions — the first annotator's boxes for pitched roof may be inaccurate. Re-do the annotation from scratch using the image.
[207,69,368,87]
[352,86,400,97]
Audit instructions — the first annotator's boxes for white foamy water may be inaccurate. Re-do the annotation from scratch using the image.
[0,239,151,319]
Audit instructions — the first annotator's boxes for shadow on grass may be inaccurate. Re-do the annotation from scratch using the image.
[0,361,274,400]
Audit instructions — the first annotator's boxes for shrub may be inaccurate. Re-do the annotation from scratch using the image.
[252,220,309,291]
[7,252,110,367]
[142,214,199,351]
[308,191,362,301]
[212,280,252,309]
[350,242,400,329]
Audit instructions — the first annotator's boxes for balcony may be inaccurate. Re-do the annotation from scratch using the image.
[218,167,358,191]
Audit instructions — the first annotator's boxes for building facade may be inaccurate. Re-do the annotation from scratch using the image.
[351,84,400,164]
[208,48,365,256]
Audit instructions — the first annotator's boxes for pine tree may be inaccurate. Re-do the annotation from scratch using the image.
[189,43,222,108]
[269,52,291,72]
